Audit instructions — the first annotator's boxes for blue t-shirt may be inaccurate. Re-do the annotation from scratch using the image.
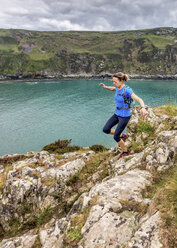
[115,85,133,117]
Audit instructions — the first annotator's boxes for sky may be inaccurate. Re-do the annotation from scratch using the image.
[0,0,177,31]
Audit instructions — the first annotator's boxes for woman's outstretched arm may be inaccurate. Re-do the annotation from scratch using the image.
[99,83,116,91]
[131,92,148,116]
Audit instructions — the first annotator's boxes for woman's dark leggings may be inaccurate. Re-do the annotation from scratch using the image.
[103,114,131,142]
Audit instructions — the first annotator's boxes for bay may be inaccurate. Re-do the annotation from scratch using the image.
[0,79,176,156]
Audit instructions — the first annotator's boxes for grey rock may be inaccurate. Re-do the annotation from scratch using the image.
[127,212,162,248]
[0,229,37,248]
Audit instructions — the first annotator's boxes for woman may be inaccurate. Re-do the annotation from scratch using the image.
[99,72,148,159]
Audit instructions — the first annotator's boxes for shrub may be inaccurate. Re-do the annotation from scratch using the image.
[42,139,80,154]
[89,144,108,153]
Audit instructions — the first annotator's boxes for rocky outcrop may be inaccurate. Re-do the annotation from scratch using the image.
[0,106,176,247]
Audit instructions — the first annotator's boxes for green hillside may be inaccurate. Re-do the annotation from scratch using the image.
[0,27,177,77]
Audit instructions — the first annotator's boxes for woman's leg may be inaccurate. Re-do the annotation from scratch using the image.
[113,116,131,152]
[109,129,124,137]
[103,114,119,135]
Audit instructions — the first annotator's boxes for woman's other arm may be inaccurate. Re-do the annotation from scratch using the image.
[99,83,116,91]
[131,92,148,116]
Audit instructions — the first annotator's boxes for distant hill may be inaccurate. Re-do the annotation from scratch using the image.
[0,27,177,78]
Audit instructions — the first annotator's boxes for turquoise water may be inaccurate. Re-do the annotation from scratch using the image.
[0,79,177,156]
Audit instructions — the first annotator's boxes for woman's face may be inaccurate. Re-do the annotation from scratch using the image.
[113,77,123,88]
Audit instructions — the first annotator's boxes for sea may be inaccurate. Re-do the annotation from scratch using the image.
[0,79,176,156]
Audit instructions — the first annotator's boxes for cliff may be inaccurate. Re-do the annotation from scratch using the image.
[0,105,177,247]
[0,27,177,79]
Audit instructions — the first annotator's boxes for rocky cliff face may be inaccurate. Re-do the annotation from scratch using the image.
[0,27,177,79]
[0,106,176,248]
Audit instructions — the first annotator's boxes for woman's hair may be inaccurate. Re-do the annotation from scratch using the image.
[113,72,129,82]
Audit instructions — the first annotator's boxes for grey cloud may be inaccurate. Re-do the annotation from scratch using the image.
[0,0,177,31]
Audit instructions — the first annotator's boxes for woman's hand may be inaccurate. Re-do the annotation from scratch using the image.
[99,83,105,88]
[140,108,148,116]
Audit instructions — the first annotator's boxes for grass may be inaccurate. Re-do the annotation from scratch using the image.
[124,156,134,162]
[142,34,174,50]
[65,151,111,188]
[32,235,42,248]
[143,165,177,247]
[0,174,6,193]
[36,205,53,226]
[154,105,177,117]
[118,199,148,218]
[0,44,19,53]
[0,27,177,75]
[0,204,54,241]
[128,141,144,153]
[136,119,155,134]
[63,196,98,247]
[28,47,54,60]
[128,117,158,153]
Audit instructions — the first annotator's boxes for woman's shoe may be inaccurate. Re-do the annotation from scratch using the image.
[119,151,130,159]
[120,134,129,142]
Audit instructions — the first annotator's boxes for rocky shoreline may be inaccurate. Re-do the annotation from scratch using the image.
[1,73,177,81]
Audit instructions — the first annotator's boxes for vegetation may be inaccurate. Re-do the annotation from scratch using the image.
[0,27,177,76]
[0,103,176,246]
[63,196,98,247]
[36,205,53,226]
[0,154,27,166]
[32,235,42,248]
[118,199,148,218]
[89,144,108,153]
[65,151,111,188]
[154,104,177,117]
[136,119,155,134]
[143,165,177,247]
[42,139,80,154]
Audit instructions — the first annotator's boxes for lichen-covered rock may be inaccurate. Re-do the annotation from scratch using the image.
[80,211,138,248]
[111,152,144,175]
[40,158,86,181]
[0,229,38,248]
[127,211,162,248]
[88,169,152,203]
[0,150,94,234]
[39,218,67,248]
